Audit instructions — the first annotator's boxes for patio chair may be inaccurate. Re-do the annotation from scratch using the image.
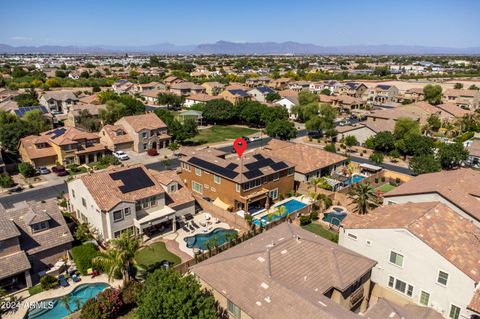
[188,224,195,231]
[182,225,190,232]
[191,221,200,229]
[58,275,69,287]
[72,274,81,283]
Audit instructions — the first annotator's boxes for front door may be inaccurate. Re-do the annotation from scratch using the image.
[152,141,157,149]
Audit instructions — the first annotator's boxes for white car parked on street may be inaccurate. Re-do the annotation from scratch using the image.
[113,150,129,161]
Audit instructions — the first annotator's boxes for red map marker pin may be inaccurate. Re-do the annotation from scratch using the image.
[233,137,247,158]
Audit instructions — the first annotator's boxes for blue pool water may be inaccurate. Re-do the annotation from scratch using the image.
[323,211,347,226]
[26,283,110,319]
[344,174,366,186]
[252,199,307,227]
[185,228,238,251]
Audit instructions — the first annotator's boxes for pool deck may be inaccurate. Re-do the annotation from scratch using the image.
[5,274,122,319]
[163,212,236,257]
[252,196,312,221]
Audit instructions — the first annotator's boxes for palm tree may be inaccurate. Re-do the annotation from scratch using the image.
[59,295,72,315]
[348,183,379,215]
[93,230,141,283]
[310,177,323,194]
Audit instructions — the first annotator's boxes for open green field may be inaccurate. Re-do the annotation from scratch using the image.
[186,125,259,144]
[301,223,339,243]
[375,183,396,193]
[134,242,181,268]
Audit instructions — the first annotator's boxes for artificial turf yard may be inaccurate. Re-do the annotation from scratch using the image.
[186,125,259,144]
[301,223,339,243]
[375,183,396,193]
[134,242,181,267]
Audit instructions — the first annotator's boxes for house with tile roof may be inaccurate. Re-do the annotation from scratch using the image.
[367,85,399,105]
[340,202,480,319]
[169,82,205,96]
[383,168,480,226]
[39,90,79,114]
[201,81,225,95]
[258,139,347,183]
[192,222,377,319]
[443,89,480,110]
[247,86,276,103]
[218,89,251,104]
[113,113,171,153]
[339,82,368,98]
[67,164,194,241]
[183,93,222,108]
[19,126,109,168]
[0,199,73,290]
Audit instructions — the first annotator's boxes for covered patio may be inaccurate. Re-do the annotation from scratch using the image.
[134,206,177,238]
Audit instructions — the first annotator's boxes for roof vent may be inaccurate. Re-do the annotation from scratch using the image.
[318,301,327,307]
[261,282,269,289]
[257,257,265,263]
[264,297,271,303]
[281,249,287,255]
[256,301,262,306]
[304,276,308,281]
[389,312,396,318]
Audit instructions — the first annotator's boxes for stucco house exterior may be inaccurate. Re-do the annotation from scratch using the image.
[67,164,195,241]
[39,91,79,114]
[339,202,480,319]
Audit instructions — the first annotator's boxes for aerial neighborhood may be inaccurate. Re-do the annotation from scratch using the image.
[0,2,480,318]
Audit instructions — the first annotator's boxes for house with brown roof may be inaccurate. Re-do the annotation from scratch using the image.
[201,81,225,95]
[245,76,272,88]
[192,222,377,319]
[383,168,480,226]
[218,89,251,104]
[287,80,311,92]
[113,113,171,153]
[340,202,480,319]
[99,124,134,151]
[64,103,106,128]
[19,127,109,168]
[339,82,368,98]
[68,164,194,241]
[0,199,73,290]
[367,85,399,105]
[404,88,425,102]
[139,89,170,105]
[179,148,294,213]
[169,82,205,96]
[163,75,184,88]
[443,89,480,110]
[269,77,291,90]
[39,90,79,114]
[258,139,347,183]
[184,93,221,108]
[363,298,443,319]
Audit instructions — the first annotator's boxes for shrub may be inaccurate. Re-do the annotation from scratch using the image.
[147,148,158,156]
[381,176,385,182]
[121,281,144,306]
[98,155,120,166]
[324,144,336,153]
[310,211,319,221]
[299,215,311,226]
[369,152,384,164]
[18,162,36,177]
[71,243,100,275]
[0,174,14,188]
[40,275,58,290]
[396,177,401,184]
[67,164,81,173]
[80,288,124,319]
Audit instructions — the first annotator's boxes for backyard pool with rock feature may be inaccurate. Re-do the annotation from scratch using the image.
[184,228,238,251]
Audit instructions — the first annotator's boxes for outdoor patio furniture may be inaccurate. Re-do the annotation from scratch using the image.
[58,274,69,287]
[188,224,195,231]
[214,218,220,224]
[182,225,190,232]
[72,274,81,283]
[192,221,200,228]
[199,221,206,227]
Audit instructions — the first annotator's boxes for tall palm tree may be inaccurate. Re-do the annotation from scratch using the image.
[93,231,141,283]
[348,183,379,215]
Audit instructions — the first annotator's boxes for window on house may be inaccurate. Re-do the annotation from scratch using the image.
[82,197,86,207]
[113,210,123,222]
[419,291,430,306]
[31,221,49,233]
[389,251,404,267]
[169,184,177,192]
[192,181,203,194]
[142,200,150,209]
[150,196,157,207]
[236,184,241,192]
[124,207,131,216]
[143,143,147,150]
[72,189,75,198]
[449,305,460,319]
[394,279,407,294]
[214,175,221,184]
[141,132,147,139]
[388,276,394,288]
[227,300,241,318]
[287,167,294,175]
[273,173,279,181]
[407,284,413,297]
[347,233,357,240]
[437,271,449,286]
[195,168,202,176]
[269,188,278,200]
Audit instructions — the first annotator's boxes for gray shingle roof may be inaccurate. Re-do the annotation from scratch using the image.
[0,251,31,279]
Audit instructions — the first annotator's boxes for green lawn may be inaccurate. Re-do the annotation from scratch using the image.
[28,283,44,296]
[185,125,259,144]
[134,242,181,268]
[302,223,339,243]
[375,183,396,193]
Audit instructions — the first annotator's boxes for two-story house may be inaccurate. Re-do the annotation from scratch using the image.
[39,91,79,115]
[113,113,171,153]
[67,164,194,241]
[0,199,73,290]
[247,86,275,103]
[19,127,109,167]
[339,82,368,98]
[179,148,295,213]
[368,84,400,105]
[218,89,251,104]
[287,80,311,92]
[201,81,225,96]
[443,89,480,110]
[339,202,480,319]
[169,82,205,96]
[245,76,272,88]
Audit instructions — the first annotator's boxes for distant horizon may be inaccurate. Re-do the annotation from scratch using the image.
[1,0,479,48]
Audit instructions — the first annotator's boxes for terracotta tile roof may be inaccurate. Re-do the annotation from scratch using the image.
[151,170,194,209]
[19,135,57,160]
[363,298,443,319]
[41,90,78,102]
[468,289,480,314]
[186,93,221,102]
[71,103,106,116]
[384,169,480,221]
[140,89,169,98]
[79,164,165,211]
[259,139,346,174]
[0,251,31,279]
[0,199,73,256]
[225,83,249,91]
[365,118,396,133]
[444,88,480,98]
[100,124,133,145]
[170,81,204,90]
[192,223,376,319]
[46,127,100,146]
[437,102,474,117]
[342,202,480,281]
[405,88,424,94]
[79,94,100,105]
[118,113,167,132]
[278,89,298,98]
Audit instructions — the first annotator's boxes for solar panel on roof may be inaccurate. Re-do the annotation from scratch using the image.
[225,163,238,170]
[188,157,239,180]
[270,162,288,171]
[244,170,263,179]
[110,167,155,193]
[14,105,48,117]
[245,158,275,171]
[51,128,66,139]
[252,154,265,161]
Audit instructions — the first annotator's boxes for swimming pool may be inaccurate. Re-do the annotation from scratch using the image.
[252,199,307,227]
[185,228,238,251]
[343,174,366,186]
[26,282,110,319]
[323,211,347,226]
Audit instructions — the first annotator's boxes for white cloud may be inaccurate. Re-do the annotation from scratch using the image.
[10,36,32,41]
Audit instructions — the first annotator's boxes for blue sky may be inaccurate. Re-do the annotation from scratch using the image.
[1,0,479,47]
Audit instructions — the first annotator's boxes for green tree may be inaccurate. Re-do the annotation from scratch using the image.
[409,154,441,174]
[99,100,128,124]
[0,174,14,188]
[23,109,50,132]
[344,135,358,150]
[320,88,331,96]
[437,142,469,169]
[324,143,336,153]
[265,92,281,102]
[468,84,479,90]
[349,183,379,215]
[426,114,442,132]
[18,162,36,177]
[265,118,296,140]
[13,89,39,107]
[74,223,93,242]
[157,93,184,109]
[298,91,318,105]
[369,152,384,164]
[394,117,421,140]
[203,99,235,123]
[371,131,396,153]
[423,84,443,105]
[136,270,219,319]
[453,83,463,89]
